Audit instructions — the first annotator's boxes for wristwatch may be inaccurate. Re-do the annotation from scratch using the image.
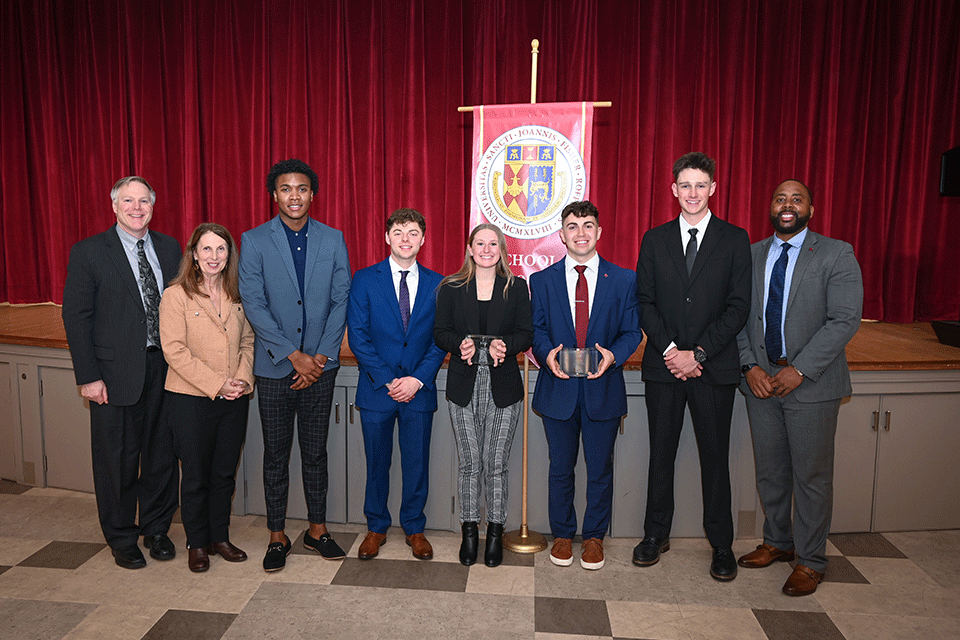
[741,363,757,374]
[693,346,707,363]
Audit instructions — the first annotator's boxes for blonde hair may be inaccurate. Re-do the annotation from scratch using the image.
[440,223,515,297]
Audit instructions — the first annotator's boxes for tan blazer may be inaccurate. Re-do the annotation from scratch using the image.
[159,284,255,399]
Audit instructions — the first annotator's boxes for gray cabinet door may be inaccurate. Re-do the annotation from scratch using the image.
[40,365,94,493]
[831,394,881,533]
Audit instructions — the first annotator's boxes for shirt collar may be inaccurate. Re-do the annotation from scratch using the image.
[679,210,712,235]
[775,227,809,251]
[564,252,600,273]
[389,256,418,276]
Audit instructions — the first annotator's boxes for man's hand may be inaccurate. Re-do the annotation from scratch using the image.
[289,350,323,389]
[744,366,775,399]
[459,337,476,366]
[664,347,702,380]
[770,366,803,397]
[545,344,570,379]
[80,380,108,405]
[387,377,421,403]
[586,343,615,379]
[488,338,507,367]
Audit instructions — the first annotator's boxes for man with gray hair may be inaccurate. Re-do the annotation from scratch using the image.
[63,176,182,569]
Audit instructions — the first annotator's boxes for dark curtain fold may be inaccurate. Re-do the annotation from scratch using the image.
[2,0,958,321]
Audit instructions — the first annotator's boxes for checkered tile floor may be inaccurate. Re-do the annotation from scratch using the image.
[1,480,958,639]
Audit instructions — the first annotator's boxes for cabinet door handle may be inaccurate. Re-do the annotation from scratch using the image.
[349,402,355,424]
[884,410,891,431]
[872,411,879,431]
[335,403,340,423]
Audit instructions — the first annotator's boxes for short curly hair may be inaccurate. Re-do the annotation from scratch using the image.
[266,159,319,195]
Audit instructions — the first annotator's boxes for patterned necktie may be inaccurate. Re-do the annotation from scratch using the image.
[575,265,589,348]
[685,228,698,275]
[136,239,161,345]
[398,270,410,333]
[765,242,792,362]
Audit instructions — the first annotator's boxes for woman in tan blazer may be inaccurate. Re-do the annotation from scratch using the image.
[159,223,254,572]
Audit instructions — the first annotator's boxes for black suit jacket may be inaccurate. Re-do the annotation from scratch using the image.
[434,274,533,407]
[62,224,182,406]
[636,215,751,386]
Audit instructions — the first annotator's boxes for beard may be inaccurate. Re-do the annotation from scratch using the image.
[770,211,810,235]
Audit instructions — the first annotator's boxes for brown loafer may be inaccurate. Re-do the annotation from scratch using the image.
[782,563,824,596]
[188,546,210,573]
[738,543,795,568]
[208,541,248,562]
[357,531,387,559]
[550,538,573,567]
[580,538,604,570]
[405,533,433,560]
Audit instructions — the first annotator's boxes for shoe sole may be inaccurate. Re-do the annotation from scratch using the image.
[632,542,670,567]
[710,568,738,581]
[738,553,796,568]
[580,558,604,570]
[550,554,574,567]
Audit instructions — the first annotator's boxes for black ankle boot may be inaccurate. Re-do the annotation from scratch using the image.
[460,522,479,566]
[484,522,504,567]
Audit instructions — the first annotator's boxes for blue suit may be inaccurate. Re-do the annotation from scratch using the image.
[531,257,643,539]
[348,259,446,534]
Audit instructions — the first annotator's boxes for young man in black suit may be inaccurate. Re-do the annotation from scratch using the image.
[62,176,182,569]
[634,153,751,580]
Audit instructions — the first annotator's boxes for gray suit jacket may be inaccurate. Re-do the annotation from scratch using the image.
[737,230,863,403]
[239,216,351,378]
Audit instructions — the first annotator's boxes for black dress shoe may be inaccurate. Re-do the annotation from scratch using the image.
[484,523,504,567]
[262,535,291,572]
[143,533,176,561]
[302,531,345,560]
[460,522,479,566]
[188,547,210,573]
[112,544,146,570]
[633,536,670,566]
[710,547,738,581]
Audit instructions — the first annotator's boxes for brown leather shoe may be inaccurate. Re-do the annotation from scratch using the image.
[406,533,433,560]
[208,541,248,562]
[738,543,795,568]
[550,538,573,567]
[188,546,209,573]
[782,563,824,596]
[357,531,386,559]
[580,538,604,570]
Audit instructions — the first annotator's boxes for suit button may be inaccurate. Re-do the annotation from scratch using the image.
[297,328,302,333]
[298,300,302,305]
[686,297,692,303]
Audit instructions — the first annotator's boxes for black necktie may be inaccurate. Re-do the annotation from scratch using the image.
[136,239,161,346]
[685,228,698,275]
[398,270,410,333]
[765,243,792,361]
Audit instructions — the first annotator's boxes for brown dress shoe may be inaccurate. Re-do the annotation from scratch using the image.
[208,541,248,562]
[406,533,433,560]
[189,547,210,573]
[580,538,604,570]
[738,543,796,568]
[782,563,824,596]
[357,531,386,559]
[550,538,573,567]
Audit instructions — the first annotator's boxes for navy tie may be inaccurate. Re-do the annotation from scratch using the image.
[765,243,792,362]
[398,270,410,332]
[685,228,698,275]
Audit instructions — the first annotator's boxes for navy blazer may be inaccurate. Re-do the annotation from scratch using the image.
[239,216,351,378]
[434,274,533,408]
[530,257,643,422]
[62,224,182,406]
[636,215,751,386]
[347,259,446,413]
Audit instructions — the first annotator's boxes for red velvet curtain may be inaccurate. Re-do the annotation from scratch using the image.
[2,0,958,321]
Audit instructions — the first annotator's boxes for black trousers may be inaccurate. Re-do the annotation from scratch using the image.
[643,378,736,548]
[88,349,178,549]
[164,391,249,548]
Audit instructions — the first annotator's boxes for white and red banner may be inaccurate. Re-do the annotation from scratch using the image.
[470,102,593,281]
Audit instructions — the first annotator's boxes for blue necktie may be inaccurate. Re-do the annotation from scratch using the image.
[398,270,410,332]
[765,243,791,362]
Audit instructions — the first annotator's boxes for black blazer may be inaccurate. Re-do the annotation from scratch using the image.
[636,215,751,386]
[62,224,182,406]
[434,274,533,407]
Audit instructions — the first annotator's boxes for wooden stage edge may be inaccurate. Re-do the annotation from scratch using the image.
[2,302,959,371]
